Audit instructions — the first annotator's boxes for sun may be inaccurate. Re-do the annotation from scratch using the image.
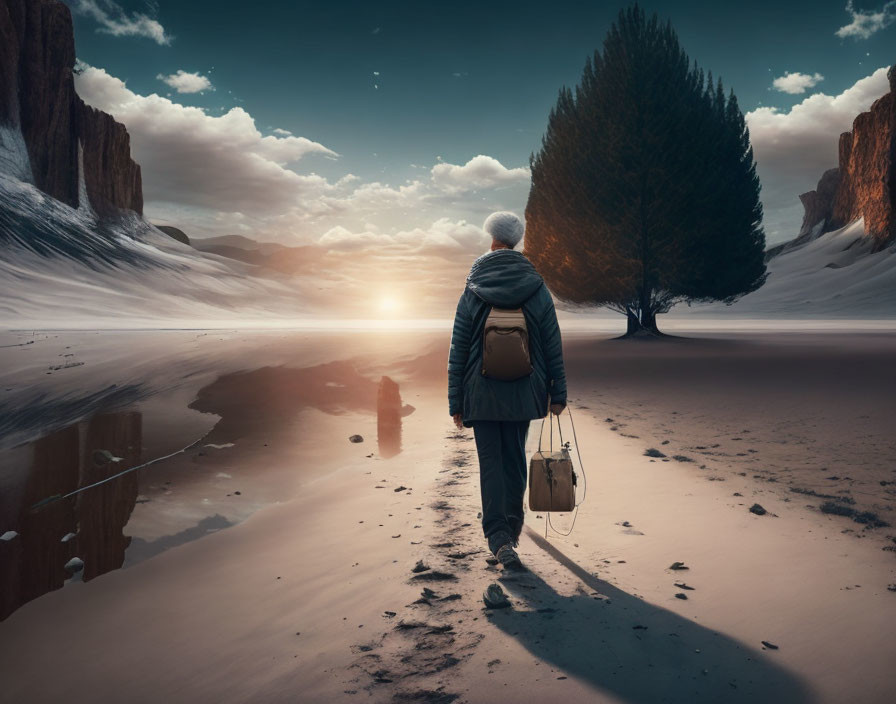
[378,295,401,314]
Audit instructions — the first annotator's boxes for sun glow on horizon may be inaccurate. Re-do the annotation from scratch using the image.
[378,295,402,315]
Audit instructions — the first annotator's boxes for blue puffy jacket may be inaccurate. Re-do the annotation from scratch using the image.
[448,249,567,426]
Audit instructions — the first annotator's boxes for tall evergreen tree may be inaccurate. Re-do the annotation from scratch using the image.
[524,5,766,334]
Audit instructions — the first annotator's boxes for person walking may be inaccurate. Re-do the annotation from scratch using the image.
[448,211,567,570]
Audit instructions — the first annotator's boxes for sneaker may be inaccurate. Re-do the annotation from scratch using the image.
[495,543,524,570]
[483,582,511,609]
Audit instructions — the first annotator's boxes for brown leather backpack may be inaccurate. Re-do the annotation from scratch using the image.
[481,307,532,381]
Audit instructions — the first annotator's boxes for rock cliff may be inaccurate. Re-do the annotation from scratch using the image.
[798,65,895,250]
[0,0,142,216]
[798,168,840,237]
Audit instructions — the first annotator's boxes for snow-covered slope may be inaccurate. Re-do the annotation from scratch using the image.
[0,125,311,329]
[678,220,896,319]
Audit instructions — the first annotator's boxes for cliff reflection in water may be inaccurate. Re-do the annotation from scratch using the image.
[0,411,141,620]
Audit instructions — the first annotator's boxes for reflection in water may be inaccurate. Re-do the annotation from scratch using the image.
[0,359,423,621]
[0,412,141,621]
[124,514,233,567]
[377,376,402,458]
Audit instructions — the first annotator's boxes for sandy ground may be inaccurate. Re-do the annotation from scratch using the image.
[0,328,894,703]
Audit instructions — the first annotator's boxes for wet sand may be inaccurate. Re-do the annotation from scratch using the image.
[0,328,894,703]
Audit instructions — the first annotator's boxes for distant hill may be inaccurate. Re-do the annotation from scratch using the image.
[190,234,321,276]
[155,225,190,245]
[191,234,286,256]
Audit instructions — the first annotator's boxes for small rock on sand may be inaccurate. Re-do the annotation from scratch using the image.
[675,593,688,600]
[92,449,122,465]
[669,561,689,570]
[349,435,364,443]
[761,640,779,650]
[644,448,666,458]
[674,582,695,590]
[749,503,767,516]
[412,560,430,573]
[394,486,408,492]
[410,571,457,581]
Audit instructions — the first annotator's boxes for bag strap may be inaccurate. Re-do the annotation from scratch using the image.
[536,403,566,453]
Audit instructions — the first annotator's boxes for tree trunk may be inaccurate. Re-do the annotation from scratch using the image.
[626,308,640,335]
[640,308,660,334]
[621,306,663,337]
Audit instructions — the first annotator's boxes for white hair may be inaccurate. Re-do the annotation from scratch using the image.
[483,211,524,249]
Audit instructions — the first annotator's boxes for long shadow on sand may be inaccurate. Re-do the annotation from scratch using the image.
[489,528,813,703]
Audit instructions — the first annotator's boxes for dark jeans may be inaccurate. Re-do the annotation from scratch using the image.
[472,420,530,555]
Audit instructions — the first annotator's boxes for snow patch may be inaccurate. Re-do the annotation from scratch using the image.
[0,124,33,183]
[687,220,896,318]
[0,161,315,328]
[76,141,94,216]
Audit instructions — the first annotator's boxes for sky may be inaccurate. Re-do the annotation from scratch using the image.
[64,0,895,316]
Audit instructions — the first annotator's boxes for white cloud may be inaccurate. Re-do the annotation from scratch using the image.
[430,155,530,194]
[317,218,490,256]
[272,128,293,136]
[73,0,171,45]
[75,63,338,213]
[835,1,896,39]
[156,70,213,94]
[318,225,394,251]
[772,71,824,95]
[746,66,891,242]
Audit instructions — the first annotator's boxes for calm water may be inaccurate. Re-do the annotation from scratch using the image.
[0,330,436,620]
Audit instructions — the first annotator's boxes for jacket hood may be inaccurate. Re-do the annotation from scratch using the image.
[466,249,544,308]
